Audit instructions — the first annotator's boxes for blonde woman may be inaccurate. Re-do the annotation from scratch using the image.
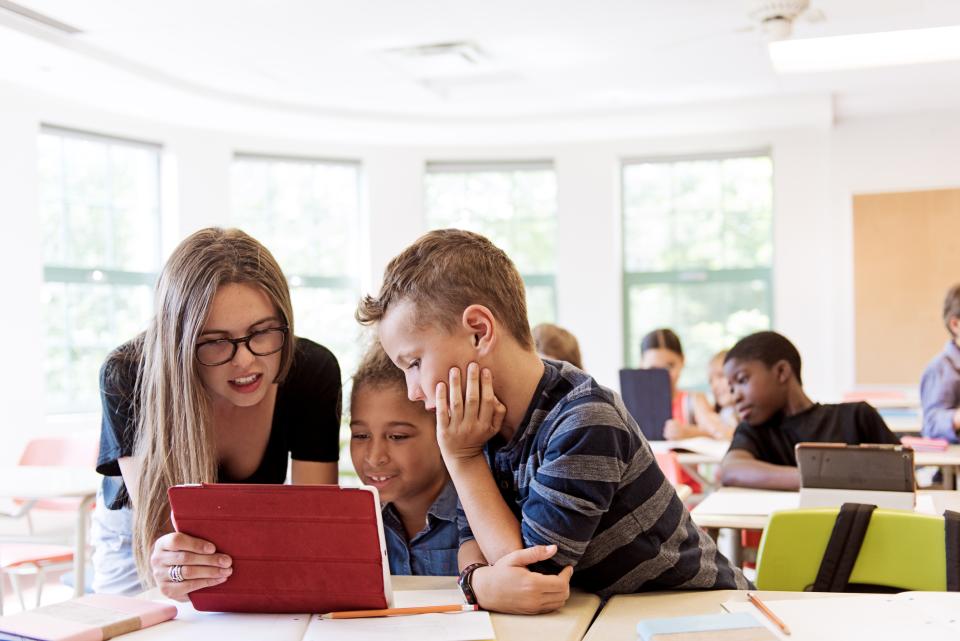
[92,228,341,600]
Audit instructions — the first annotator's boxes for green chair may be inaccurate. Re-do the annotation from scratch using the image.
[755,507,948,592]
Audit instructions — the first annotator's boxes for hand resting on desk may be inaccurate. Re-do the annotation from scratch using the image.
[473,544,573,615]
[151,531,233,600]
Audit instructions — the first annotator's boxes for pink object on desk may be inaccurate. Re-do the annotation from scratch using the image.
[901,436,950,452]
[0,594,176,641]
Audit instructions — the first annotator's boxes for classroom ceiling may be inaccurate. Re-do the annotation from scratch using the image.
[2,0,960,140]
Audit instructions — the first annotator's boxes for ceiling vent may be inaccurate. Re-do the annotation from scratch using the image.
[379,41,496,80]
[0,0,82,34]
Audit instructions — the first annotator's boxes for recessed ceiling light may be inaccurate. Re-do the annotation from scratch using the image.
[769,25,960,73]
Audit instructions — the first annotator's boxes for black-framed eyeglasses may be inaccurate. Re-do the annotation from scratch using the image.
[195,326,288,366]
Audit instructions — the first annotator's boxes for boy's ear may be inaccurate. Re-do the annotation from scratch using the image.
[773,359,793,385]
[949,316,960,338]
[462,304,496,356]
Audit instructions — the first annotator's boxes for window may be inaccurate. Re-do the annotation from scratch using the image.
[622,153,773,388]
[39,127,162,413]
[230,154,362,383]
[424,162,558,326]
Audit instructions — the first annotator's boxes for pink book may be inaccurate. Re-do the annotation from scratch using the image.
[0,594,176,641]
[901,435,950,452]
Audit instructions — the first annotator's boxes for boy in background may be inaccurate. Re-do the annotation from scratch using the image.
[719,331,900,490]
[920,284,960,443]
[350,343,459,575]
[357,229,748,615]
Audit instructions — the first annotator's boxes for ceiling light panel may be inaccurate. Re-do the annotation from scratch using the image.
[770,24,960,73]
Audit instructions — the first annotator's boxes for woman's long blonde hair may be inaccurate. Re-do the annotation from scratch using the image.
[132,227,295,582]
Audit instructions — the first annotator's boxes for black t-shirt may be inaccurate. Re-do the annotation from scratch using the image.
[96,336,342,509]
[728,402,901,467]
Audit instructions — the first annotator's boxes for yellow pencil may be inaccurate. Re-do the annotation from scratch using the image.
[320,603,479,620]
[747,592,791,636]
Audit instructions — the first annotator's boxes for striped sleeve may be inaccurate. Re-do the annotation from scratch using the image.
[520,396,639,572]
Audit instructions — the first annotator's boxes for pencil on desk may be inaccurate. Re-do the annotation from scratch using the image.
[320,603,479,619]
[747,592,791,636]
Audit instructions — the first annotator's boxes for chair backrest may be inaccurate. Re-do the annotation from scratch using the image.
[654,450,683,486]
[18,436,99,467]
[16,436,99,511]
[755,507,947,591]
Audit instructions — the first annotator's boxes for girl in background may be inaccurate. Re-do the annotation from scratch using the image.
[640,328,733,440]
[708,349,740,430]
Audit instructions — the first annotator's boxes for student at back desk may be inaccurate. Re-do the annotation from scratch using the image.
[719,331,900,491]
[920,283,960,443]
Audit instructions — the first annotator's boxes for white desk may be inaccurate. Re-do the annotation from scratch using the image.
[653,441,960,490]
[690,487,960,560]
[130,575,602,641]
[915,445,960,488]
[0,466,101,597]
[582,589,858,641]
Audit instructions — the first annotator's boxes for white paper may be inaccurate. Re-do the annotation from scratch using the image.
[119,599,311,641]
[647,438,730,460]
[692,490,799,516]
[723,593,960,641]
[302,611,495,641]
[670,437,731,460]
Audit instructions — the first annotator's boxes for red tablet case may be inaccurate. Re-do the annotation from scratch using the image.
[167,484,393,614]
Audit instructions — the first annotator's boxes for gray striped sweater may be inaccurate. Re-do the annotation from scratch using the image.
[458,359,751,598]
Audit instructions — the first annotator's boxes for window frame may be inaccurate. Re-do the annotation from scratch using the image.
[423,159,559,323]
[229,151,364,359]
[40,124,163,414]
[620,149,775,377]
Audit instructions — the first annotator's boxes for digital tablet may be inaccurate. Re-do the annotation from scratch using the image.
[795,443,916,492]
[619,368,673,440]
[167,483,393,614]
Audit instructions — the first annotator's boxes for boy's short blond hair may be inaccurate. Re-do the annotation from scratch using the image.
[356,229,534,349]
[532,323,583,369]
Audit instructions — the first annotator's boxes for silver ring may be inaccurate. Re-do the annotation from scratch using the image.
[169,564,184,583]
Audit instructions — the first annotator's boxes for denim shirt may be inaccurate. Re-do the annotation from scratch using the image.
[920,340,960,443]
[382,480,459,576]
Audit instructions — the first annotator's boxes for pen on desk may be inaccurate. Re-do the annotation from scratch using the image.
[320,603,479,620]
[747,592,791,636]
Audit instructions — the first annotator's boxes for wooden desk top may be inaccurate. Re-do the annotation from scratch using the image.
[582,589,849,641]
[0,465,101,499]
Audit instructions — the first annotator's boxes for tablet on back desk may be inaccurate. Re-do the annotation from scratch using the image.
[619,368,673,441]
[167,483,393,614]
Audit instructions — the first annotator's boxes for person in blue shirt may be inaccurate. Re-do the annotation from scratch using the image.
[349,342,459,576]
[921,284,960,443]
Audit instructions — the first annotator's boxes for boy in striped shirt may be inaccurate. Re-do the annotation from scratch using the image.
[357,229,749,614]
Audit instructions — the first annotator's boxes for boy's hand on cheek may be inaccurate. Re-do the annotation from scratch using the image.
[471,544,572,614]
[436,363,507,463]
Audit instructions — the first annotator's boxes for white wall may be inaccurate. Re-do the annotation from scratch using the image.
[2,80,958,449]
